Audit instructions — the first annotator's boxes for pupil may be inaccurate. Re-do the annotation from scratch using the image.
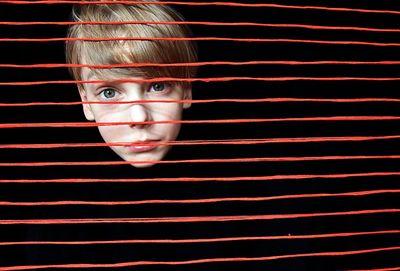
[154,83,164,91]
[105,89,115,98]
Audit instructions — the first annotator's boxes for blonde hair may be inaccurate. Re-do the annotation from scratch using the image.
[65,0,198,88]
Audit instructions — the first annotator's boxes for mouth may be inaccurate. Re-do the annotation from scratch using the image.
[127,140,160,153]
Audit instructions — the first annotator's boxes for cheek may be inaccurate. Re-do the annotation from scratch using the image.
[91,107,124,142]
[90,105,122,122]
[151,103,184,140]
[152,103,184,121]
[98,125,123,143]
[157,123,182,141]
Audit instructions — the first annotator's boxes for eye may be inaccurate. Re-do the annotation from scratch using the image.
[99,88,118,99]
[149,82,168,93]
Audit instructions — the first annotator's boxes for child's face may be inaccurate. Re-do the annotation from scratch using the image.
[79,68,192,168]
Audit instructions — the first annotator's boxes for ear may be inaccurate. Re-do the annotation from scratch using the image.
[182,86,192,109]
[78,85,95,121]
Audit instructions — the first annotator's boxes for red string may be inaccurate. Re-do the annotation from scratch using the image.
[348,268,400,271]
[0,1,397,269]
[1,246,399,270]
[1,171,398,184]
[4,247,400,270]
[0,209,399,225]
[1,230,398,246]
[0,189,398,206]
[0,1,400,15]
[2,37,400,47]
[1,98,400,108]
[0,155,399,167]
[1,61,400,69]
[2,78,400,87]
[1,21,400,33]
[1,116,399,129]
[1,135,399,149]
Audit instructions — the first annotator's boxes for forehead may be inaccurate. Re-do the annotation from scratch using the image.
[81,67,146,81]
[81,67,107,81]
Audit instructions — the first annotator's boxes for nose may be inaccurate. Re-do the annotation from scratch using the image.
[128,103,149,128]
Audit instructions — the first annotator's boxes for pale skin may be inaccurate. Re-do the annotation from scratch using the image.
[79,67,192,168]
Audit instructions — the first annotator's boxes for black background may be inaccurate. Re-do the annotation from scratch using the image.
[0,0,399,270]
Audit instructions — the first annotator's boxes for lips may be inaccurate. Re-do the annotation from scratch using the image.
[127,140,159,153]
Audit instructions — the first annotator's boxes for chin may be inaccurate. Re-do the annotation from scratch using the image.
[124,154,166,168]
[114,146,171,168]
[129,161,158,168]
